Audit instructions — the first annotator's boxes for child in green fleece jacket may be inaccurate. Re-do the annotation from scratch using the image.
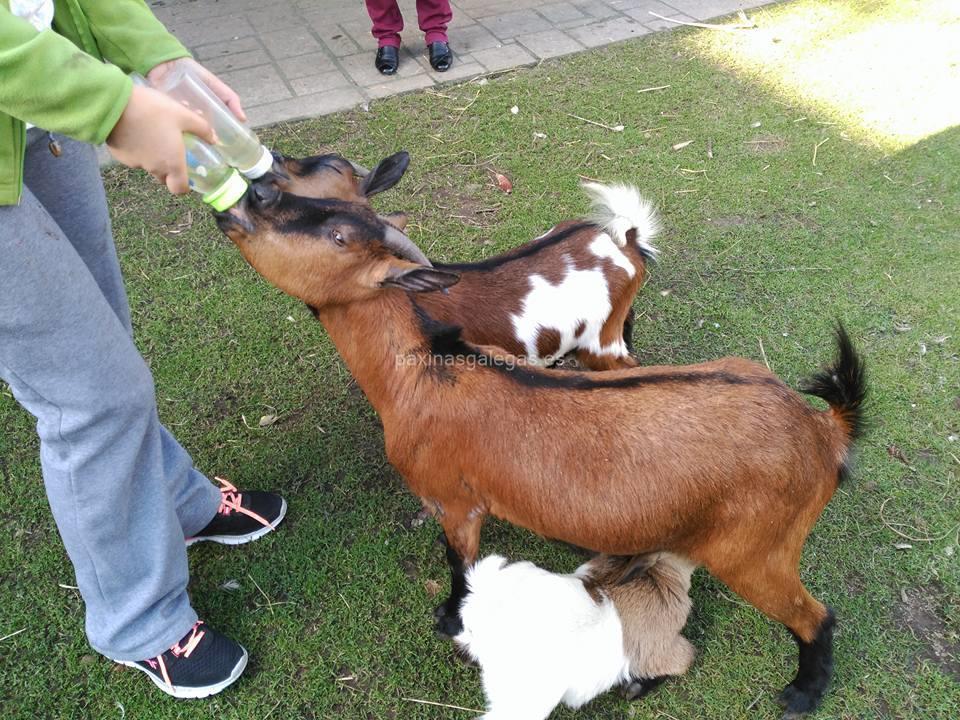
[1,1,288,699]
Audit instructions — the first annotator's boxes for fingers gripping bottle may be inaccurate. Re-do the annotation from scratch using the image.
[183,135,249,211]
[154,64,274,179]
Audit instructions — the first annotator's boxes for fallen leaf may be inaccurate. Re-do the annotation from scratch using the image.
[533,131,547,139]
[424,579,442,598]
[672,140,694,150]
[259,414,280,427]
[494,172,513,194]
[220,579,241,591]
[887,444,910,464]
[894,543,913,550]
[510,105,519,114]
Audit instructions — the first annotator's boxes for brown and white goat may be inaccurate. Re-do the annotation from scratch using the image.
[268,150,659,369]
[214,188,867,718]
[455,552,694,719]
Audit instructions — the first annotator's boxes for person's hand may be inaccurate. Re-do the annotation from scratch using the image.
[106,84,216,194]
[147,57,247,122]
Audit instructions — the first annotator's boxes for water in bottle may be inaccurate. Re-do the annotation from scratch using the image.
[184,135,249,211]
[154,64,274,179]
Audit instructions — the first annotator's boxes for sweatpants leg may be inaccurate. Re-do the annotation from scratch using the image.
[365,0,404,47]
[0,131,219,660]
[416,0,451,45]
[21,132,221,536]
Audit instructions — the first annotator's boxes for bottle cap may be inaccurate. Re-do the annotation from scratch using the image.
[239,145,275,179]
[202,169,248,212]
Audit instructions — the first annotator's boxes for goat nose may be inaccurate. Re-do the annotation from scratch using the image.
[250,179,281,208]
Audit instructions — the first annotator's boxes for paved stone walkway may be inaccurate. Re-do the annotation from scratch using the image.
[150,0,770,128]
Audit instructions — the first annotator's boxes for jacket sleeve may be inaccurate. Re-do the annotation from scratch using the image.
[0,7,130,144]
[77,0,191,76]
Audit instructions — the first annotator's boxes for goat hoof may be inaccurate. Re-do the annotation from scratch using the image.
[622,675,668,701]
[433,604,464,637]
[776,683,819,717]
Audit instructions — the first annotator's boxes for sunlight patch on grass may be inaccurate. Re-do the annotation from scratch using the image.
[691,0,960,150]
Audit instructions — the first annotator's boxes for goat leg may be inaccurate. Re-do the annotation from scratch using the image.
[433,509,484,637]
[622,675,669,701]
[622,306,636,354]
[434,533,468,636]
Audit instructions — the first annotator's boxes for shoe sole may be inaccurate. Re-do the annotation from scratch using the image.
[118,647,248,699]
[186,498,288,547]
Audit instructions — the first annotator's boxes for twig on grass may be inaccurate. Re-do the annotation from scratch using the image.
[743,693,764,715]
[0,627,27,643]
[812,137,830,166]
[567,113,624,132]
[723,265,832,274]
[648,11,756,31]
[638,84,671,93]
[247,573,293,615]
[879,497,960,543]
[453,88,482,126]
[757,336,770,370]
[402,697,485,713]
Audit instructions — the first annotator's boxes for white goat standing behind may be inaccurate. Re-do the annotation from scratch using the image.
[455,553,695,720]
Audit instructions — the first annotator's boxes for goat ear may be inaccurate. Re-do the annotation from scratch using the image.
[359,151,410,196]
[616,554,658,586]
[381,265,460,293]
[379,211,409,231]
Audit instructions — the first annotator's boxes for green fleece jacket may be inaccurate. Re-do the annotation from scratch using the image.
[0,0,190,205]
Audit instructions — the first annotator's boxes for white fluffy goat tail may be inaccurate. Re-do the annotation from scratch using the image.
[582,182,660,258]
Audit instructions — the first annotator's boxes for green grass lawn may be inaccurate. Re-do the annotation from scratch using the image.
[2,1,958,718]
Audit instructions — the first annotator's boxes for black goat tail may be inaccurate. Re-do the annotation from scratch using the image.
[800,323,868,446]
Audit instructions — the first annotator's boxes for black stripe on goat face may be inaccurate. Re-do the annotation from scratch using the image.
[275,196,385,243]
[292,153,352,178]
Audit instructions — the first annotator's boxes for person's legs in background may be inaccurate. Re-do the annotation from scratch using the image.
[416,0,453,71]
[365,0,403,74]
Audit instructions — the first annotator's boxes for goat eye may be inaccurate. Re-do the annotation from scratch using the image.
[332,230,345,246]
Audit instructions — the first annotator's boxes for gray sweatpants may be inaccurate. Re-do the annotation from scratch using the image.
[0,130,221,661]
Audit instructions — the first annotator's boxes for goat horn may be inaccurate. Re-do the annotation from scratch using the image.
[348,161,370,177]
[383,225,432,267]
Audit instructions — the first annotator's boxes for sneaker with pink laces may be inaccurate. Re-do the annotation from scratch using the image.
[186,477,287,547]
[118,621,247,698]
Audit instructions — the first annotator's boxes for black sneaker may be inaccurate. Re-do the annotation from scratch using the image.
[118,621,247,699]
[186,477,287,547]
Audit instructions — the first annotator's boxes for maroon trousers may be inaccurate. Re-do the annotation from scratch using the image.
[364,0,452,47]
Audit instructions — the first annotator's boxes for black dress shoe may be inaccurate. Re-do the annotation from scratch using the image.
[375,45,399,75]
[428,41,452,72]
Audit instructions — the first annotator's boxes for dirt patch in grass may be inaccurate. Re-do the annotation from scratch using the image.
[708,215,751,228]
[744,135,788,154]
[425,183,501,231]
[894,583,960,680]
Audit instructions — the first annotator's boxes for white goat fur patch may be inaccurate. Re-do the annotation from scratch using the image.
[511,256,625,363]
[455,555,631,720]
[511,184,659,363]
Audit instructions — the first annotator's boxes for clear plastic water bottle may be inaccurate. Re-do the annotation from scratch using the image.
[153,63,274,179]
[183,135,249,211]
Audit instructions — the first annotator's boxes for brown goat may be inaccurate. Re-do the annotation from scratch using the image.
[214,188,867,717]
[268,150,659,369]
